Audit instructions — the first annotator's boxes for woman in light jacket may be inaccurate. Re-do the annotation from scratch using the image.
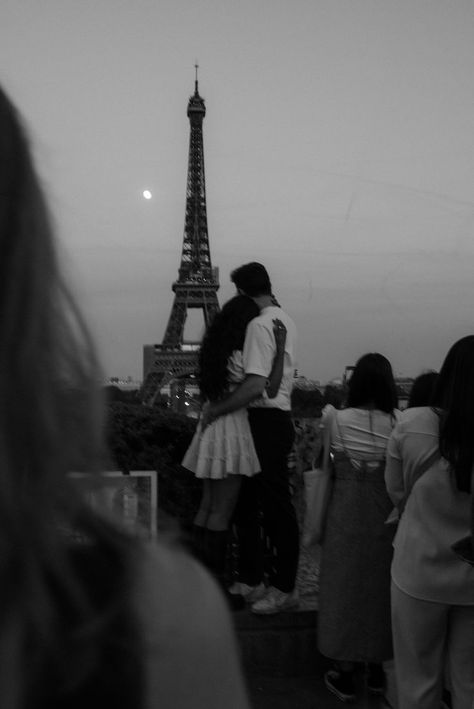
[385,336,474,709]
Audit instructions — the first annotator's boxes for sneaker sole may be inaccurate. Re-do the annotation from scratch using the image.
[229,585,267,604]
[251,600,300,615]
[367,686,385,696]
[245,591,268,604]
[324,675,356,703]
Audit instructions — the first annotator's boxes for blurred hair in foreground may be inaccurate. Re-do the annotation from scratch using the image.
[0,84,142,708]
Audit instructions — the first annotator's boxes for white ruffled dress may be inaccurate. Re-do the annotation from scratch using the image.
[181,351,261,479]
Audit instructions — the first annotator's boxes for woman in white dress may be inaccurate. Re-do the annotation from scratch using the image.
[182,295,286,603]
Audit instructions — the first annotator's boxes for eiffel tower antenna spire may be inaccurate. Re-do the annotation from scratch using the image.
[142,72,220,405]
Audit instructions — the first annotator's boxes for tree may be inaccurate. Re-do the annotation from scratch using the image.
[323,384,346,409]
[105,402,201,529]
[291,387,323,417]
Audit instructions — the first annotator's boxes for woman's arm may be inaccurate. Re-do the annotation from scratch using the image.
[266,319,286,399]
[200,374,267,430]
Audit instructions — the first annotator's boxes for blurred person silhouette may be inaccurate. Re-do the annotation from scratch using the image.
[201,263,299,615]
[385,336,474,709]
[407,370,438,408]
[317,353,400,702]
[0,85,249,709]
[182,295,286,608]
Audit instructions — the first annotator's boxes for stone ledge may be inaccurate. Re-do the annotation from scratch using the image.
[233,596,322,676]
[234,594,318,630]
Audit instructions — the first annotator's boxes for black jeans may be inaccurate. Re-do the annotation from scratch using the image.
[233,408,299,593]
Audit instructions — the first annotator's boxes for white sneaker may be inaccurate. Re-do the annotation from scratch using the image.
[251,586,299,615]
[228,582,267,603]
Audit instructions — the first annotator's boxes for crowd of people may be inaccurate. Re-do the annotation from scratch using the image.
[183,264,474,709]
[3,79,473,709]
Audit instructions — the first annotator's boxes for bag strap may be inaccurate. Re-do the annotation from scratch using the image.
[321,407,335,474]
[398,447,441,515]
[335,414,348,457]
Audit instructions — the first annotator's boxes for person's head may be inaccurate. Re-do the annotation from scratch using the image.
[407,370,438,408]
[199,294,259,401]
[432,335,474,492]
[214,294,260,350]
[346,353,398,414]
[230,262,272,298]
[0,85,104,491]
[0,84,139,705]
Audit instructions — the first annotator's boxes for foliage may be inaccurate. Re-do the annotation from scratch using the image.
[105,385,345,531]
[105,402,201,527]
[291,383,348,416]
[322,383,346,409]
[291,387,323,417]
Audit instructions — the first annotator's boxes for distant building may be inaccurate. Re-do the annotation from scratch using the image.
[104,377,141,392]
[395,377,414,410]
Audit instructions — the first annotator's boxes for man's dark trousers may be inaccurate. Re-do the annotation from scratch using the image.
[233,408,299,593]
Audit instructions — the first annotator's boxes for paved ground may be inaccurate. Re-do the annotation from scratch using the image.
[246,664,396,709]
[236,549,399,709]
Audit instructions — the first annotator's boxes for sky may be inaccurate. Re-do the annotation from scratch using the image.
[2,1,474,384]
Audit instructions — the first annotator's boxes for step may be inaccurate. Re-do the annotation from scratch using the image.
[233,594,322,676]
[233,596,398,708]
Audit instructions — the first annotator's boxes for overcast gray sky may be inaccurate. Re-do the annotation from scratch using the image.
[2,1,474,383]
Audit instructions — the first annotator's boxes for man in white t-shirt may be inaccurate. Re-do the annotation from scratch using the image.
[201,262,299,614]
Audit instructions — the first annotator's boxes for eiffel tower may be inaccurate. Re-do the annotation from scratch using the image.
[142,69,220,405]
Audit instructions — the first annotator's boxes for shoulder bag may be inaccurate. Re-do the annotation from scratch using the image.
[302,407,335,547]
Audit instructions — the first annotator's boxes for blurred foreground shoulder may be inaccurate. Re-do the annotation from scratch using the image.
[134,539,250,709]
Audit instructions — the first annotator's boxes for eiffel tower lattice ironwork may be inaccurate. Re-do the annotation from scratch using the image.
[142,71,220,404]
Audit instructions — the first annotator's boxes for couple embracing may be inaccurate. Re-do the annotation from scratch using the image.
[182,262,299,614]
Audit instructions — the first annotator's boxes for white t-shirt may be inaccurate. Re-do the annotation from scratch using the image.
[322,404,401,462]
[242,305,297,411]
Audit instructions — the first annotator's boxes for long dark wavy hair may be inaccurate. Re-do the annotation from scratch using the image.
[199,295,259,401]
[0,87,142,707]
[346,353,398,414]
[432,335,474,493]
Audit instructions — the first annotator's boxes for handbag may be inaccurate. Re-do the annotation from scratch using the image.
[302,408,335,547]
